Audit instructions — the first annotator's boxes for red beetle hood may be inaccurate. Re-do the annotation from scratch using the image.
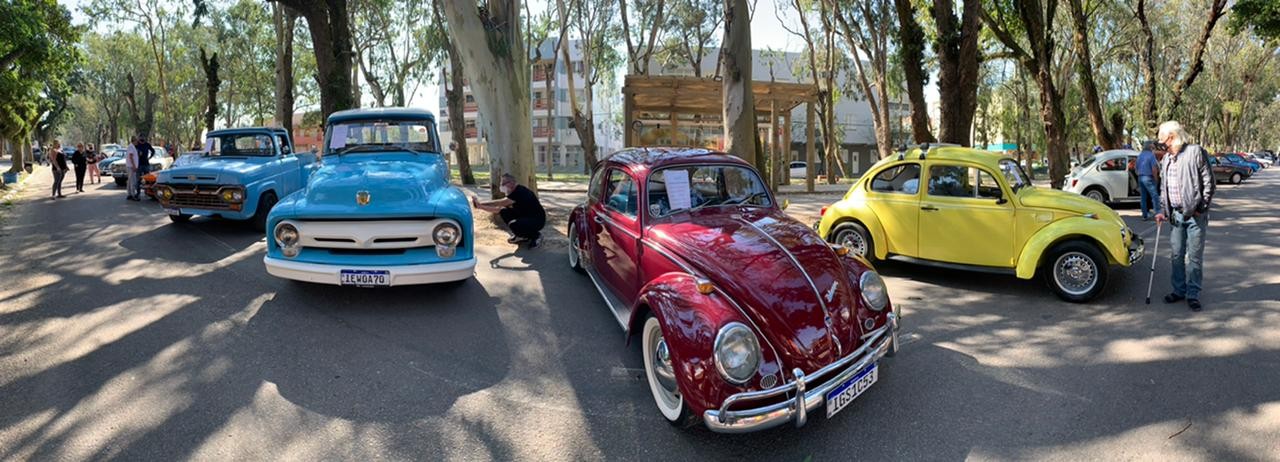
[647,208,870,374]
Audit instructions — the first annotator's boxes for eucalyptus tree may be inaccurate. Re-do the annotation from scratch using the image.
[430,0,476,185]
[619,0,667,75]
[556,0,621,173]
[721,0,756,165]
[87,0,183,140]
[0,0,79,172]
[828,0,897,159]
[659,0,723,76]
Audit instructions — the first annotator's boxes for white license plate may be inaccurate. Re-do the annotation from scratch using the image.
[340,270,390,287]
[826,363,878,419]
[165,208,181,216]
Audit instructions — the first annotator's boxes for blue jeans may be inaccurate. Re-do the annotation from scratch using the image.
[1169,210,1206,300]
[1138,176,1159,218]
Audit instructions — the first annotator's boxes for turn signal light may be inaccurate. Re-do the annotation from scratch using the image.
[820,206,828,216]
[834,245,850,256]
[695,278,715,295]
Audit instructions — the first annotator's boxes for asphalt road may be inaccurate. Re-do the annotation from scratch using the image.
[1,167,1278,461]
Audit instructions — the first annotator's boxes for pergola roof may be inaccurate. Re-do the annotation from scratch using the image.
[622,75,818,115]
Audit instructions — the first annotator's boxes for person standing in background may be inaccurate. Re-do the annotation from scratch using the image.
[1136,141,1160,221]
[138,137,155,176]
[126,137,141,201]
[86,144,102,184]
[71,143,88,193]
[50,141,68,199]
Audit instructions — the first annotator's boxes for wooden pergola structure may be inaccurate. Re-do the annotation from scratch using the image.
[621,75,822,192]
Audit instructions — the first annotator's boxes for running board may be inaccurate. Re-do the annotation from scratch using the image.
[584,263,632,331]
[887,255,1017,275]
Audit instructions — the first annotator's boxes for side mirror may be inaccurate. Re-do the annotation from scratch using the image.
[781,198,791,210]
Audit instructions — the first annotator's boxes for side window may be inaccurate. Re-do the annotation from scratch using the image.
[276,134,291,154]
[1100,158,1125,171]
[604,169,638,218]
[587,167,605,203]
[975,169,1003,199]
[928,165,972,198]
[869,163,921,194]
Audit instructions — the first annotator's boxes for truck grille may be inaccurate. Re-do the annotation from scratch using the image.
[164,184,234,210]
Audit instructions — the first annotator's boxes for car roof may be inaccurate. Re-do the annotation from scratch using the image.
[872,145,1012,170]
[208,127,288,136]
[327,107,437,124]
[600,147,749,174]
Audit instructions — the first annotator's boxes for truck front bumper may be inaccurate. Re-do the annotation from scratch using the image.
[263,256,476,286]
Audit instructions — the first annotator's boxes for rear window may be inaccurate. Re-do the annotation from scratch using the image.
[869,164,921,194]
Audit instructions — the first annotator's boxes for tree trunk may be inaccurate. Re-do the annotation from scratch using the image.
[620,0,666,75]
[722,0,756,166]
[1164,0,1228,121]
[277,0,356,119]
[274,4,297,137]
[544,64,556,180]
[1068,0,1118,149]
[559,22,599,174]
[200,48,220,132]
[934,0,982,145]
[894,0,934,143]
[431,0,474,185]
[1135,0,1156,136]
[441,0,535,195]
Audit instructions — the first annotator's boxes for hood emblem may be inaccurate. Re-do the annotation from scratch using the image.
[825,281,839,303]
[187,175,196,181]
[356,190,371,206]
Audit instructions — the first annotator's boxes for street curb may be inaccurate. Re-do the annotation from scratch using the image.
[1,167,38,205]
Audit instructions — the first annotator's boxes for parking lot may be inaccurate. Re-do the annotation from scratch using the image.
[1,167,1278,460]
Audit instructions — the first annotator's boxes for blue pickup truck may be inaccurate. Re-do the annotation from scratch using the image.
[155,127,315,230]
[262,108,475,287]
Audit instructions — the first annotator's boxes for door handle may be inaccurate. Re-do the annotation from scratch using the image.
[920,205,939,211]
[593,215,604,224]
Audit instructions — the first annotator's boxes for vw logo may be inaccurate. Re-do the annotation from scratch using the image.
[356,190,371,206]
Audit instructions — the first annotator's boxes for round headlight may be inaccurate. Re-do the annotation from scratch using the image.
[231,190,244,202]
[433,222,460,246]
[859,270,889,311]
[274,222,300,248]
[221,190,234,202]
[714,322,761,385]
[161,187,173,199]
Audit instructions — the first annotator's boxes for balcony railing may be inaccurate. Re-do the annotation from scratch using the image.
[533,127,553,138]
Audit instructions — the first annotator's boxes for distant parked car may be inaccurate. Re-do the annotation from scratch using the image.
[788,161,807,181]
[1215,153,1260,175]
[1244,153,1271,168]
[110,147,172,186]
[1063,149,1140,204]
[1208,156,1251,184]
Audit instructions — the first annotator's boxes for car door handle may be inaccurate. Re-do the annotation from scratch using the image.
[921,205,939,211]
[593,215,604,224]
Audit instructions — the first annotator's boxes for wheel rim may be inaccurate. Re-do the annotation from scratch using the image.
[1086,190,1105,202]
[837,229,868,257]
[567,223,580,268]
[643,317,683,420]
[1053,251,1098,296]
[1233,173,1242,184]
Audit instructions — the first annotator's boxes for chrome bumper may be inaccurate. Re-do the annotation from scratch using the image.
[1128,235,1145,265]
[703,311,899,433]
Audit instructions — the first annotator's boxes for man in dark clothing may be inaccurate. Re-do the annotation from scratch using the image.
[71,143,88,192]
[1154,121,1215,312]
[137,137,155,175]
[473,173,547,247]
[1136,142,1161,221]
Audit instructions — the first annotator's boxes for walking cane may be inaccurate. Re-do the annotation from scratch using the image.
[1145,221,1162,304]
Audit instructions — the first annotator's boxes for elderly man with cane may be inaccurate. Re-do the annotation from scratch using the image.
[1152,121,1215,312]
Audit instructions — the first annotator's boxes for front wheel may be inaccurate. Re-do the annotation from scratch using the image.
[830,222,872,259]
[252,191,278,232]
[1043,241,1109,303]
[567,222,584,273]
[168,213,192,223]
[642,315,692,426]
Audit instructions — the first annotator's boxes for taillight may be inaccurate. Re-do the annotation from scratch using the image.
[1071,179,1078,188]
[820,206,828,216]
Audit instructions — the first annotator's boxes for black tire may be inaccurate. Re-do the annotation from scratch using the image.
[1231,172,1243,184]
[1042,240,1109,303]
[830,222,873,259]
[1084,187,1108,204]
[252,191,278,232]
[168,213,192,223]
[114,177,126,187]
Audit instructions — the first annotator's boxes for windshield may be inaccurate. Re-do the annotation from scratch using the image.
[205,134,277,157]
[327,119,440,155]
[999,159,1031,192]
[647,164,772,217]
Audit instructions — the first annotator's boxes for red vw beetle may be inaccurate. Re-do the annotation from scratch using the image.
[567,148,900,432]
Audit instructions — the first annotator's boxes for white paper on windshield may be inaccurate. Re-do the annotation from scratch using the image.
[328,126,348,149]
[663,169,692,211]
[203,138,214,153]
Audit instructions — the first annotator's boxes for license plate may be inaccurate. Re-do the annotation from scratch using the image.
[165,208,181,216]
[340,270,390,287]
[826,363,878,419]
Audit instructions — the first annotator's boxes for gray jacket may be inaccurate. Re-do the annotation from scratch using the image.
[1159,144,1215,215]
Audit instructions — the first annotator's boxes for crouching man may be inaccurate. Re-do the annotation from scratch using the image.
[473,173,546,247]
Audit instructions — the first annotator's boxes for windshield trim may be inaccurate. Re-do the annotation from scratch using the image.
[645,163,775,219]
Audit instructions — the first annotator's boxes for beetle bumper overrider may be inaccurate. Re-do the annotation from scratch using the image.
[1128,235,1145,265]
[703,311,898,433]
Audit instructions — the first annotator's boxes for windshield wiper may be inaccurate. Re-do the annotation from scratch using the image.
[332,145,387,156]
[727,191,768,206]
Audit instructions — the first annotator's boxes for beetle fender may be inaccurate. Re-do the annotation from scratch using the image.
[819,199,890,260]
[630,272,781,417]
[1016,217,1127,279]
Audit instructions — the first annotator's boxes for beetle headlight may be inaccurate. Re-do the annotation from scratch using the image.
[274,222,300,256]
[859,271,889,311]
[714,322,761,385]
[433,222,460,246]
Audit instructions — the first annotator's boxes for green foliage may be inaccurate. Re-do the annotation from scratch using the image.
[1229,0,1280,42]
[0,0,82,141]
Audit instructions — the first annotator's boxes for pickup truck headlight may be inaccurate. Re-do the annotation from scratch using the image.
[274,222,300,257]
[159,186,173,200]
[859,271,889,311]
[714,322,761,385]
[433,222,460,258]
[221,188,245,203]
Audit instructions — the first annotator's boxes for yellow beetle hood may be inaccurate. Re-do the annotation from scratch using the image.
[1019,185,1116,217]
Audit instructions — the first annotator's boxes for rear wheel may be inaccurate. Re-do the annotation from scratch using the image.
[1231,172,1243,184]
[642,315,691,425]
[168,213,192,223]
[1084,188,1108,203]
[830,222,873,259]
[252,192,278,232]
[114,177,126,187]
[1043,241,1109,303]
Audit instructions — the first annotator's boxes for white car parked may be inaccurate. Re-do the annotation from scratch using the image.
[788,161,807,181]
[1063,149,1142,204]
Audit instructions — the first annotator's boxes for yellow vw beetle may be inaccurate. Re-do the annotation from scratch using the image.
[815,145,1143,302]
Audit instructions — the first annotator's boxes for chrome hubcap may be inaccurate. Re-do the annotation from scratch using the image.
[568,224,579,267]
[1053,252,1097,295]
[1087,191,1104,202]
[839,230,867,257]
[652,339,678,393]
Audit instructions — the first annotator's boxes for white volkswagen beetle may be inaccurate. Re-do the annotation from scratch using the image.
[1063,149,1141,204]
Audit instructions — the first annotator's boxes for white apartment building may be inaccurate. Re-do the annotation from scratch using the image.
[438,40,623,172]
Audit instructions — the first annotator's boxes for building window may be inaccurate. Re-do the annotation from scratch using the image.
[465,94,475,103]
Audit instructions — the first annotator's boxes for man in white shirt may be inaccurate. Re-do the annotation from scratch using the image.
[125,136,141,201]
